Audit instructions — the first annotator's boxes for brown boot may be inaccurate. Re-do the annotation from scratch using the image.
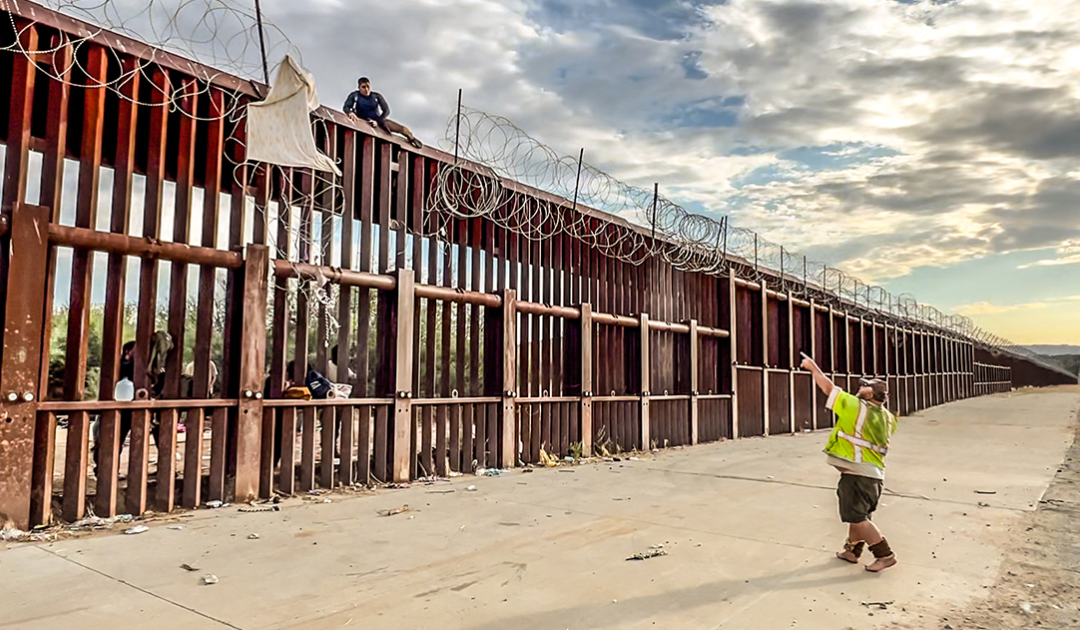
[836,539,864,564]
[865,539,898,572]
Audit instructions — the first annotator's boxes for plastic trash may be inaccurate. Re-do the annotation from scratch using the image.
[626,548,667,561]
[248,533,260,540]
[0,528,27,541]
[114,377,135,402]
[125,525,149,535]
[203,574,219,585]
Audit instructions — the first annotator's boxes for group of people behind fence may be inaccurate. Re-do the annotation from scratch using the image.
[86,75,418,478]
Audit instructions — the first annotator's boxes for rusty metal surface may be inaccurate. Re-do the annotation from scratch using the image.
[236,246,270,501]
[274,259,396,290]
[0,204,50,529]
[0,0,1068,528]
[793,373,814,431]
[737,368,765,437]
[46,224,246,268]
[767,371,791,435]
[699,397,733,441]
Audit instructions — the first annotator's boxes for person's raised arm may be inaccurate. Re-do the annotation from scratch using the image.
[800,353,834,397]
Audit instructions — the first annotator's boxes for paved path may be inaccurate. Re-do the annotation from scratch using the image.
[2,387,1077,630]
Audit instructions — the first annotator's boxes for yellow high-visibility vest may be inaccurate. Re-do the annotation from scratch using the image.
[823,388,897,470]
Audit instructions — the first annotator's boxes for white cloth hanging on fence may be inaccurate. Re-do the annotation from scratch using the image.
[246,55,340,175]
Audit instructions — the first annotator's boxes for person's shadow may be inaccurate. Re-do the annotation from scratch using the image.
[449,556,870,630]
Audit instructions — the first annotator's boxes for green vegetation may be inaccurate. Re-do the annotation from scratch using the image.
[48,298,226,400]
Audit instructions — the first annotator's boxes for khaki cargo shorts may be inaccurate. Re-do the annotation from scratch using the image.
[837,474,883,523]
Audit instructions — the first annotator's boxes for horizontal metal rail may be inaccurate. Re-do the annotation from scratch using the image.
[515,396,581,404]
[516,301,581,319]
[263,398,394,408]
[38,399,237,412]
[273,260,396,290]
[49,224,243,268]
[591,395,641,403]
[411,397,503,405]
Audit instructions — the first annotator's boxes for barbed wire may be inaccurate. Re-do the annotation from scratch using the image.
[2,1,1065,377]
[426,105,1069,376]
[2,0,343,351]
[4,0,297,85]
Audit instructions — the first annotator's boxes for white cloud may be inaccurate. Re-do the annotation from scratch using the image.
[1019,240,1080,268]
[955,300,1049,316]
[43,0,1080,340]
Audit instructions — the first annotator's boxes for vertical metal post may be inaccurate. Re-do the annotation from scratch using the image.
[500,289,517,469]
[754,233,758,276]
[254,0,271,87]
[0,204,50,530]
[639,313,651,451]
[689,319,699,446]
[787,291,795,434]
[761,278,769,435]
[580,303,593,457]
[392,268,416,482]
[571,149,584,214]
[721,218,728,265]
[779,246,784,291]
[235,245,269,502]
[651,183,659,240]
[728,274,739,438]
[808,298,818,430]
[454,89,463,165]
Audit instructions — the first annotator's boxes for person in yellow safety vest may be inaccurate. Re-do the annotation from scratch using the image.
[801,354,899,573]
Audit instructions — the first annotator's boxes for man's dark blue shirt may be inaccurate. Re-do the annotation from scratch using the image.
[344,91,390,122]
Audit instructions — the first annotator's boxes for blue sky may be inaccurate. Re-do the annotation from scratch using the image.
[51,0,1080,343]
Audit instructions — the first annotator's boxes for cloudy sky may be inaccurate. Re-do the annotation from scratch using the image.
[62,0,1080,344]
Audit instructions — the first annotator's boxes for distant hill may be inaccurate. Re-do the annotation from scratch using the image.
[1026,345,1080,356]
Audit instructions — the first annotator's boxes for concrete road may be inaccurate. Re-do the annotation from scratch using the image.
[2,387,1077,630]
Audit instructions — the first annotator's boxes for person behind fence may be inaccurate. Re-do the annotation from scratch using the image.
[801,353,899,573]
[92,341,158,475]
[328,345,357,384]
[266,360,307,470]
[343,77,423,149]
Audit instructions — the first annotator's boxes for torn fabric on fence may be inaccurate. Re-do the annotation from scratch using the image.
[246,55,340,175]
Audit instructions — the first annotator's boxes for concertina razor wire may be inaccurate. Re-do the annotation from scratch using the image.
[2,1,1066,375]
[423,106,1068,375]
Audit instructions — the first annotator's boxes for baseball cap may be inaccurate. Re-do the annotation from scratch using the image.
[859,378,888,402]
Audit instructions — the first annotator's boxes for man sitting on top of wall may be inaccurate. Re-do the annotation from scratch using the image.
[343,77,423,149]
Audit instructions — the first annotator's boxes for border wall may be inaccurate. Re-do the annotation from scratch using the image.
[0,2,1074,529]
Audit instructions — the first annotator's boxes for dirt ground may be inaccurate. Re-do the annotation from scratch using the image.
[5,386,1078,630]
[890,386,1080,630]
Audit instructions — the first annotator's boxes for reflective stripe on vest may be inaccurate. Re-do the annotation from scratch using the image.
[837,430,889,456]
